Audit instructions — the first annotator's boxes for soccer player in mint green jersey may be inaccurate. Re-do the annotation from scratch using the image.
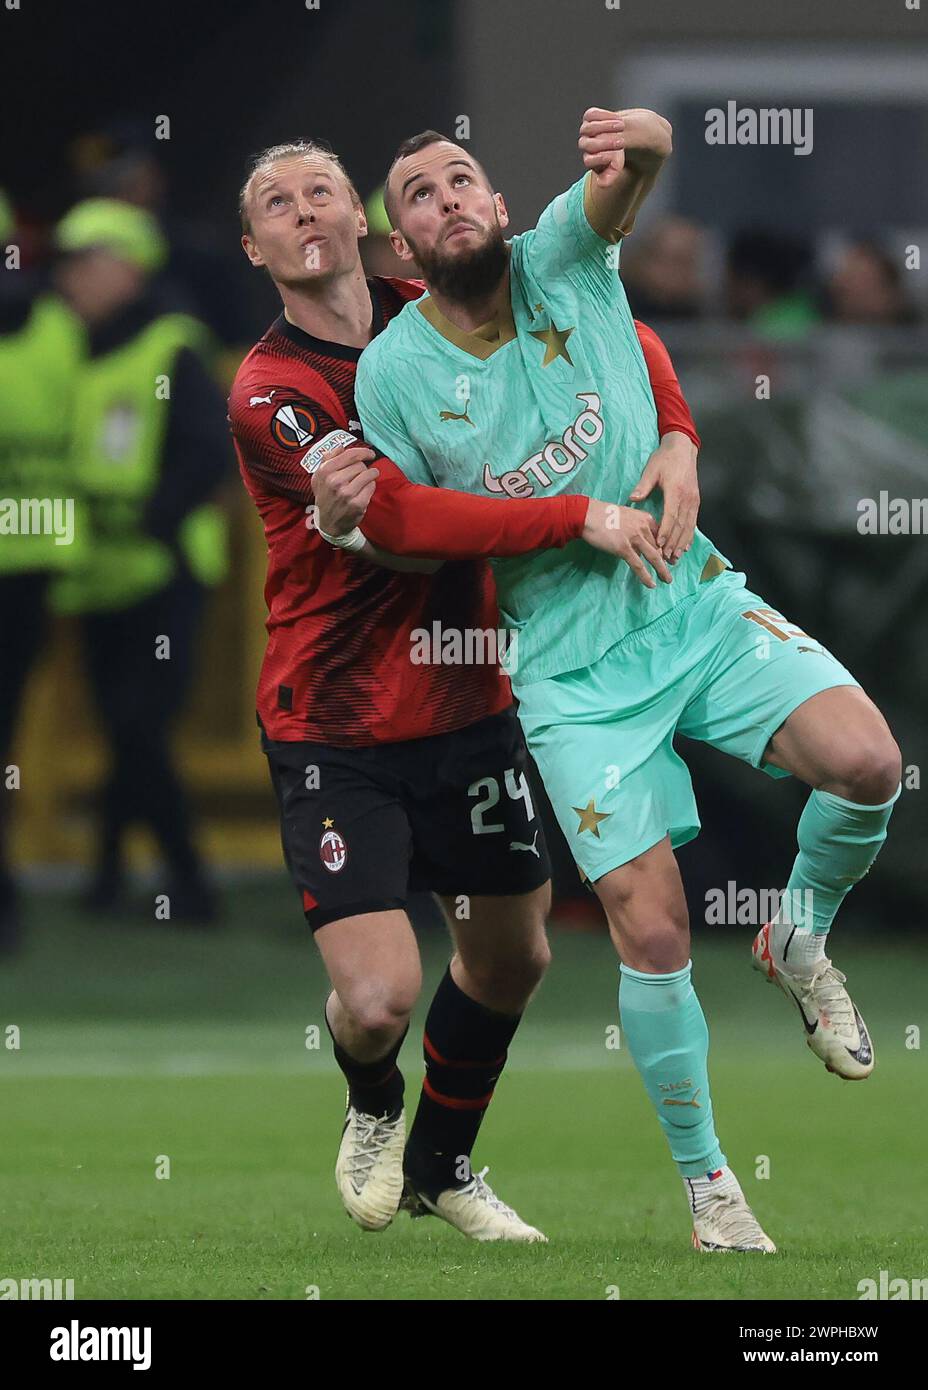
[349,110,902,1252]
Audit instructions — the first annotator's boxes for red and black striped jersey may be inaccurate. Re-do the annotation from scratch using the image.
[230,277,518,746]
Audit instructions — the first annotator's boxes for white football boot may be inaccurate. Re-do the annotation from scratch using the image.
[335,1100,405,1231]
[752,922,874,1080]
[402,1166,548,1243]
[686,1167,777,1253]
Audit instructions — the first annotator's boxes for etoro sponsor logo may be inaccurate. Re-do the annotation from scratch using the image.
[482,392,603,497]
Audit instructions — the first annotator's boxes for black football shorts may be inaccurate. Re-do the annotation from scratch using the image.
[262,705,551,930]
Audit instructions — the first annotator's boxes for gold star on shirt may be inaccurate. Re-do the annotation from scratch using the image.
[322,817,334,829]
[572,799,612,838]
[529,321,574,367]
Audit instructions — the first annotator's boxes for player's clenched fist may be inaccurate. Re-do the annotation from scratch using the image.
[312,443,379,537]
[581,499,673,589]
[579,107,673,184]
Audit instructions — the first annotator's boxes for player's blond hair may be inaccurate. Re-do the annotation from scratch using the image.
[239,141,361,234]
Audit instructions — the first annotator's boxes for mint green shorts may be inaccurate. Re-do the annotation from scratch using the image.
[515,570,859,882]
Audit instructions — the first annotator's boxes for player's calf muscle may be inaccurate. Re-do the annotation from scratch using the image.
[443,888,552,1013]
[450,944,550,1015]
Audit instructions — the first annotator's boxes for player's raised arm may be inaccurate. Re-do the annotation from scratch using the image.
[579,107,672,243]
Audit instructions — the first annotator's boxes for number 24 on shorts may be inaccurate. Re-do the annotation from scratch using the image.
[468,769,535,835]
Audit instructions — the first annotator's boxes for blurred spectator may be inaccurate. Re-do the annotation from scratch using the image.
[726,229,821,339]
[359,184,419,278]
[0,190,85,951]
[827,241,917,325]
[52,199,231,923]
[621,216,707,320]
[69,123,255,365]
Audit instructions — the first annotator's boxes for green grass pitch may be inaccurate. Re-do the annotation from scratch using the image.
[2,885,925,1300]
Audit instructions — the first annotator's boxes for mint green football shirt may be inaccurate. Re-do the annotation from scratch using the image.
[354,174,728,687]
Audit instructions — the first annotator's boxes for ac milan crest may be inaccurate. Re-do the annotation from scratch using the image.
[320,825,348,873]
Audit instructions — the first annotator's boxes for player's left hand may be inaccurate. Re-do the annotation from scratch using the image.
[629,431,700,563]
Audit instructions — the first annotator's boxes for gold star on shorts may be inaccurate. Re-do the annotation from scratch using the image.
[572,799,612,837]
[529,321,574,367]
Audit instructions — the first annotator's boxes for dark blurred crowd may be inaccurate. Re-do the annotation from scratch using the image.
[618,217,921,334]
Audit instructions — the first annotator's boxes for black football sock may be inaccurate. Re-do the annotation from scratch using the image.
[405,967,522,1199]
[325,1006,406,1118]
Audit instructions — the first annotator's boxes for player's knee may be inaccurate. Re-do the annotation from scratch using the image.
[828,731,902,804]
[622,917,691,974]
[606,889,690,973]
[520,935,553,990]
[347,984,416,1038]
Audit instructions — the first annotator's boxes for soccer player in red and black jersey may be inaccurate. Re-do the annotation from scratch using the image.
[229,141,703,1240]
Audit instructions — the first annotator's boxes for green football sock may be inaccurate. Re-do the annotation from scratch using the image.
[782,784,901,936]
[618,961,725,1179]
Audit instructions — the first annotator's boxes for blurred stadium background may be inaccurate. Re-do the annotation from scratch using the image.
[2,0,926,1297]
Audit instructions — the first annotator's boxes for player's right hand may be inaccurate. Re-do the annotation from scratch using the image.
[579,108,672,186]
[313,443,379,535]
[581,499,673,589]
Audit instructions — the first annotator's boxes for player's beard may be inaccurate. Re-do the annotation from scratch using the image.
[410,222,509,304]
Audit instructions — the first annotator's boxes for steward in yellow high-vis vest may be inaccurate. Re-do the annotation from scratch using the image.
[50,199,232,921]
[52,201,228,615]
[0,292,85,574]
[52,308,228,613]
[0,189,85,949]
